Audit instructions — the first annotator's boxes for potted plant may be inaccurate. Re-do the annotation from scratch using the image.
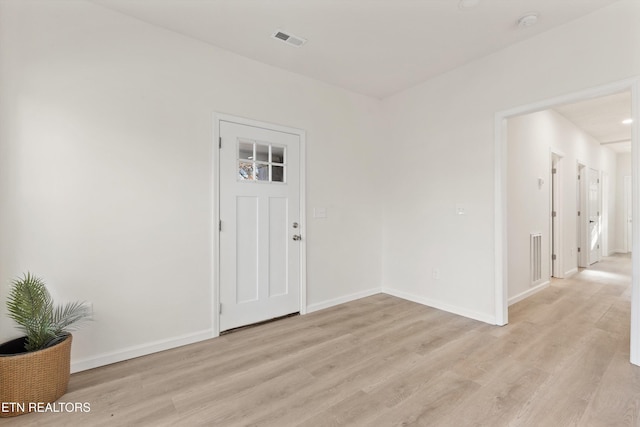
[0,273,91,417]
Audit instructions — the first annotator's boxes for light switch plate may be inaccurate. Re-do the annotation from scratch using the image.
[313,207,327,218]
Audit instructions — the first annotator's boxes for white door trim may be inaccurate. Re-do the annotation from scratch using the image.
[494,77,640,367]
[212,113,307,337]
[601,171,609,257]
[550,150,564,279]
[588,167,602,265]
[625,175,633,253]
[577,161,589,268]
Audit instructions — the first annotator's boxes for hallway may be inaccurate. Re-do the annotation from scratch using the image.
[507,253,637,425]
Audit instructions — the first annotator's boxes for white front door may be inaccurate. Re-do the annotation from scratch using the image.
[219,120,301,332]
[589,168,601,265]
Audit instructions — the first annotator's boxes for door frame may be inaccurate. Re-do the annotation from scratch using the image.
[577,162,589,268]
[601,171,609,257]
[588,167,602,265]
[625,175,633,253]
[494,77,640,366]
[550,150,564,279]
[212,113,307,337]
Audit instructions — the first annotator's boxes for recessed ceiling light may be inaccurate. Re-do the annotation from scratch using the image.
[518,13,539,28]
[458,0,480,9]
[623,118,633,125]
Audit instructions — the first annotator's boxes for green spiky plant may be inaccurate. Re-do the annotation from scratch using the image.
[6,273,91,352]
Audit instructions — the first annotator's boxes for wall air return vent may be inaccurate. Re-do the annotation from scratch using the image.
[271,30,307,47]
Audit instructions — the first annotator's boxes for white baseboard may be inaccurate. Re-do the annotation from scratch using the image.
[306,287,382,313]
[71,329,214,373]
[508,281,550,306]
[381,287,496,325]
[70,285,506,372]
[564,268,578,277]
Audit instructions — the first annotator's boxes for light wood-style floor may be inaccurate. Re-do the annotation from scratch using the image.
[3,255,639,426]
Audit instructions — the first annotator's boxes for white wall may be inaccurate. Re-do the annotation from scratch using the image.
[1,0,639,371]
[616,153,632,252]
[0,0,384,370]
[381,0,640,323]
[507,109,618,301]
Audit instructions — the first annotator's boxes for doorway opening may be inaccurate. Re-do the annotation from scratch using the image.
[496,78,639,365]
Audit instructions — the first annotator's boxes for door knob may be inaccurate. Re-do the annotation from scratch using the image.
[293,234,302,241]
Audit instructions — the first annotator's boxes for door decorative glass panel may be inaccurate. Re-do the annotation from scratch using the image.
[237,140,286,183]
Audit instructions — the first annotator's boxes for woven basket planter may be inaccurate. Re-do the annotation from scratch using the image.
[0,334,72,417]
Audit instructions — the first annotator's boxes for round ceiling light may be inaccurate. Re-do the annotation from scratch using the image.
[518,13,539,28]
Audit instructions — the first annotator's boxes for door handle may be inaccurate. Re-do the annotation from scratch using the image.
[293,235,302,241]
[589,220,595,224]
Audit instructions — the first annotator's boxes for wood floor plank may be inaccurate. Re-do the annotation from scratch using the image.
[579,350,640,426]
[441,364,549,427]
[2,254,639,427]
[366,370,482,426]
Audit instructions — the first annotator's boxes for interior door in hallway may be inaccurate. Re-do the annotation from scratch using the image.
[589,168,601,265]
[219,120,301,332]
[577,163,587,268]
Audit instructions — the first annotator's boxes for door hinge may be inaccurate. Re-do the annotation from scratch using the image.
[219,303,222,315]
[578,247,581,253]
[552,254,557,261]
[598,244,600,249]
[219,220,222,232]
[597,179,600,184]
[219,137,222,149]
[552,168,557,174]
[578,174,581,180]
[552,211,557,217]
[578,211,581,216]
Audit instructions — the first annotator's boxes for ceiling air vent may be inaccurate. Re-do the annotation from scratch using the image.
[271,30,307,47]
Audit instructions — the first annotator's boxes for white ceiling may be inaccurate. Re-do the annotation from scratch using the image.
[553,91,632,153]
[91,0,620,99]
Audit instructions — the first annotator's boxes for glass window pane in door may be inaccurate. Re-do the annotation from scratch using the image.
[239,162,254,180]
[272,146,285,164]
[238,141,253,160]
[255,143,269,162]
[256,164,269,181]
[272,166,285,183]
